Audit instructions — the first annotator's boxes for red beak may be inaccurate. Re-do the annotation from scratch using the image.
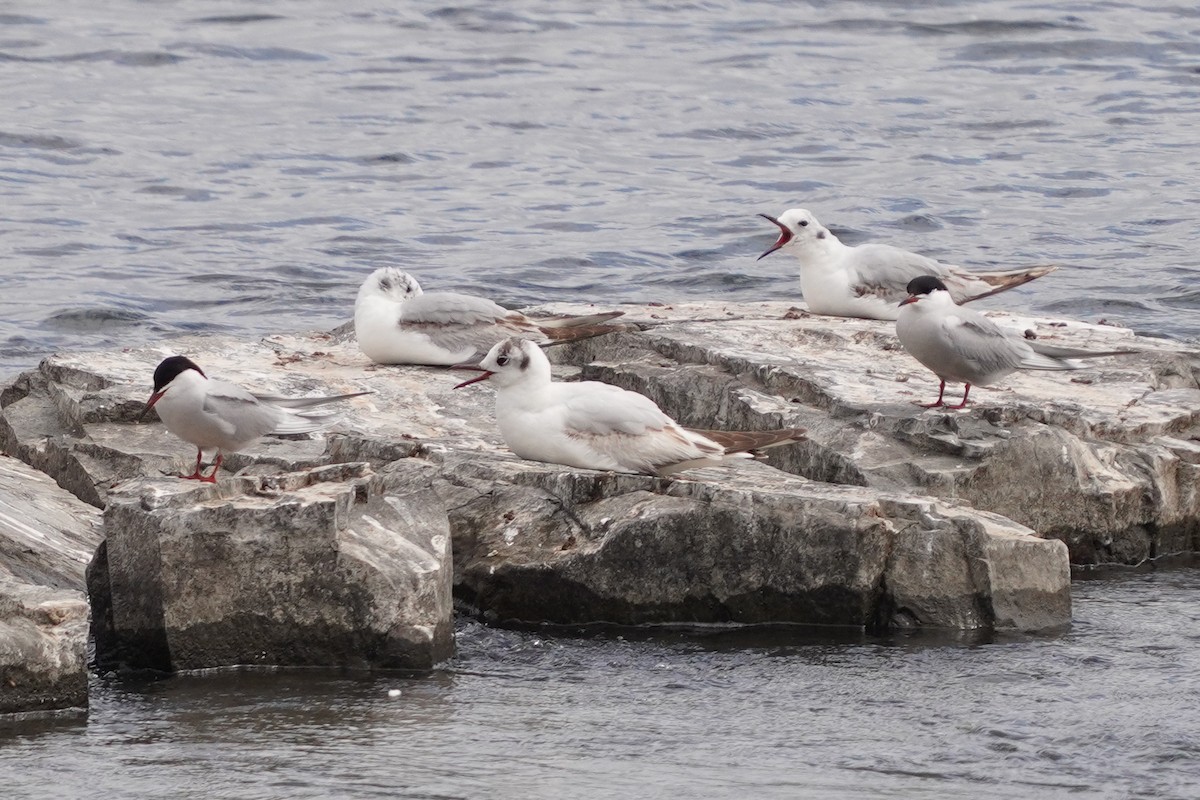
[138,390,165,422]
[451,365,494,389]
[899,295,919,307]
[757,214,793,260]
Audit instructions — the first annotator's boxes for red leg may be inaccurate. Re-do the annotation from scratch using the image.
[946,384,972,410]
[915,380,947,408]
[180,449,206,480]
[199,453,223,484]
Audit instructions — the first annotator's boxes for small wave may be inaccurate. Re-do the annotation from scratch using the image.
[908,18,1089,37]
[175,43,326,62]
[135,185,216,202]
[17,241,98,257]
[1,50,189,66]
[43,308,150,330]
[0,14,44,25]
[660,124,805,142]
[359,152,418,165]
[188,14,286,25]
[0,131,81,150]
[426,7,573,34]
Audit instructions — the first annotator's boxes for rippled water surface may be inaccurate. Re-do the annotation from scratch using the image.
[4,572,1200,799]
[1,1,1199,797]
[1,0,1199,380]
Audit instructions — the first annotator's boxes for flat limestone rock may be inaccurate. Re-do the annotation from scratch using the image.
[428,451,1069,632]
[0,455,101,715]
[545,301,1200,566]
[5,300,1160,634]
[92,461,453,672]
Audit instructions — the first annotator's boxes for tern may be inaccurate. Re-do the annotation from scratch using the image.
[139,355,371,482]
[354,267,627,366]
[758,208,1056,320]
[896,276,1136,409]
[453,338,806,475]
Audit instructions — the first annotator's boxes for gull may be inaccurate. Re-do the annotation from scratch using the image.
[354,267,627,366]
[453,337,806,475]
[757,208,1056,320]
[139,355,370,482]
[896,276,1135,409]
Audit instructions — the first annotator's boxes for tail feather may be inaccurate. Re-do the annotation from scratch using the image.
[269,409,344,435]
[535,310,625,328]
[688,427,807,455]
[1018,342,1137,371]
[960,264,1057,304]
[539,322,629,345]
[1027,341,1138,361]
[1017,351,1084,371]
[252,390,373,410]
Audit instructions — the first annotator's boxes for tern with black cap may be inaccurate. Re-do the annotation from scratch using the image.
[895,276,1136,409]
[140,355,370,482]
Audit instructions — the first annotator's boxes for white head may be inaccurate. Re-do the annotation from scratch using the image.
[899,276,954,312]
[757,208,834,260]
[452,337,551,391]
[356,267,423,305]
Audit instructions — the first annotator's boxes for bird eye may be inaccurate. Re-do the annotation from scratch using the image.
[798,220,809,227]
[495,355,509,367]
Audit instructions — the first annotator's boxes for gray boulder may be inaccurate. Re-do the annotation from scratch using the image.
[8,301,1167,639]
[0,454,100,715]
[551,301,1200,566]
[433,451,1069,632]
[92,461,454,672]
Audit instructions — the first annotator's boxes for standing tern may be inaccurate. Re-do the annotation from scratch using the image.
[139,355,371,482]
[757,208,1056,321]
[896,276,1136,409]
[354,267,627,366]
[453,338,806,476]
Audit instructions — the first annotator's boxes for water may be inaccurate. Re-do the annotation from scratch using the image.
[3,572,1199,799]
[1,0,1199,796]
[1,0,1199,381]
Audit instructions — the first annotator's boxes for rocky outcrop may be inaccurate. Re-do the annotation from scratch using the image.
[550,302,1200,566]
[429,451,1069,632]
[91,461,453,672]
[0,454,100,715]
[8,299,1189,655]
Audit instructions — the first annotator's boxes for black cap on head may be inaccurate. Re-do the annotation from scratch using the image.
[152,355,204,392]
[906,275,949,296]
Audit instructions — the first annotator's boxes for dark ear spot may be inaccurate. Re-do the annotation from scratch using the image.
[816,230,826,240]
[518,348,531,370]
[379,277,392,291]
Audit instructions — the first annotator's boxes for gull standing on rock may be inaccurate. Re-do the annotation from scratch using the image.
[354,267,627,366]
[896,276,1136,409]
[757,208,1056,320]
[453,337,807,475]
[139,355,371,482]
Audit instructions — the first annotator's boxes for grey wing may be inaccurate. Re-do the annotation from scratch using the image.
[203,381,281,440]
[940,314,1027,378]
[401,292,545,356]
[402,292,511,325]
[561,384,713,473]
[850,244,952,301]
[562,383,675,436]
